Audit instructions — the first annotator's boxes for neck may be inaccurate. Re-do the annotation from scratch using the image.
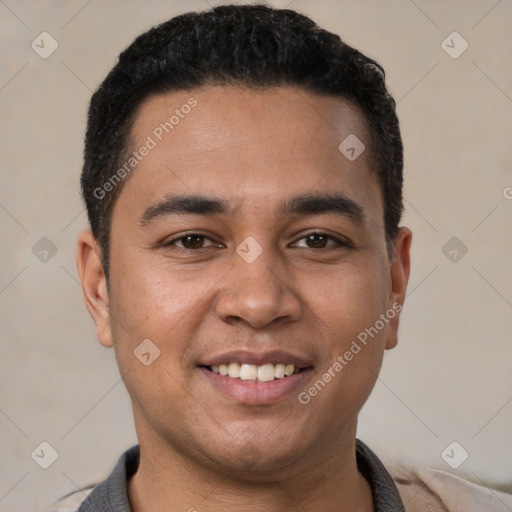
[127,427,373,512]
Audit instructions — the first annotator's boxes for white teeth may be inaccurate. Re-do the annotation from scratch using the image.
[257,364,275,382]
[227,362,240,378]
[240,363,258,381]
[274,363,286,378]
[210,363,299,381]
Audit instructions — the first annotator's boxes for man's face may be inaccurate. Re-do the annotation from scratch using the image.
[81,85,410,476]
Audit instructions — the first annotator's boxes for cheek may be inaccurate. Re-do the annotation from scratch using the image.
[109,253,215,338]
[107,261,198,426]
[301,257,390,398]
[107,252,229,389]
[308,258,390,342]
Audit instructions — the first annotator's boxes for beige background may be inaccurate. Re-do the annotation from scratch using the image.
[1,0,511,510]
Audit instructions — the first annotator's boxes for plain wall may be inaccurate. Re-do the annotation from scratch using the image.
[0,1,511,510]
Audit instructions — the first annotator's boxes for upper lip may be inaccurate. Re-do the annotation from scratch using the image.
[200,350,314,369]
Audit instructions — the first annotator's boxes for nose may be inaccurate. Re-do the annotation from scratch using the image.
[214,249,302,330]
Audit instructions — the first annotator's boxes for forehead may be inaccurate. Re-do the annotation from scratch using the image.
[117,85,382,224]
[133,85,369,159]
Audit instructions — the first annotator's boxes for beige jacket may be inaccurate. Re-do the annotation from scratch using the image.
[391,465,512,511]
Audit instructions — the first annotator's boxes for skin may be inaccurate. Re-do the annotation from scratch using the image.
[77,85,412,512]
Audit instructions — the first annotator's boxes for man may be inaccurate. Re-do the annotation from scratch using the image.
[51,4,511,511]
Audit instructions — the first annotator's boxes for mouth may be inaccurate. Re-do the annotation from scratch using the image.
[198,351,314,404]
[202,362,307,382]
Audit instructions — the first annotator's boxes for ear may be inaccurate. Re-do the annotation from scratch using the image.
[76,231,113,348]
[384,227,412,350]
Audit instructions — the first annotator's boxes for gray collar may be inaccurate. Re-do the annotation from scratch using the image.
[78,440,406,511]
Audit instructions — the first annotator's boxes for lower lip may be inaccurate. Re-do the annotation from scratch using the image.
[199,367,312,405]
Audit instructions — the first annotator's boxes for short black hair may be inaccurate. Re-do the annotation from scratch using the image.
[81,4,403,283]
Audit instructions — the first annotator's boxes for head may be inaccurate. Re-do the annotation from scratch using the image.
[78,4,411,479]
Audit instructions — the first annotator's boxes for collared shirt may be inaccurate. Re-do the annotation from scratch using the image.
[47,439,512,512]
[49,440,406,511]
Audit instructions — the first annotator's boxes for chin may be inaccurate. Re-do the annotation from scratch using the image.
[203,437,306,479]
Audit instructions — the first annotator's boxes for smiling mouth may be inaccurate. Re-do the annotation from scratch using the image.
[202,363,310,382]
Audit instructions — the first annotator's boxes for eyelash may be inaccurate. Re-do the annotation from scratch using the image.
[163,232,350,250]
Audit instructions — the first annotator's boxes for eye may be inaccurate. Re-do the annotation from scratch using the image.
[164,233,220,250]
[292,233,348,249]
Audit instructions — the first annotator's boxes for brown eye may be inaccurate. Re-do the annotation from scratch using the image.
[305,234,329,248]
[161,232,223,252]
[292,233,348,250]
[179,235,206,249]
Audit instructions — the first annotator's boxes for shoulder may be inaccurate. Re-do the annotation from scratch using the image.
[44,445,140,512]
[390,464,512,512]
[43,486,94,512]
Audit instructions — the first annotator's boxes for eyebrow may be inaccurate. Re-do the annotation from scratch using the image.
[280,193,364,221]
[139,192,364,226]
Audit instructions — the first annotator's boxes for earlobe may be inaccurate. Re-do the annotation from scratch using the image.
[76,231,114,348]
[385,227,412,350]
